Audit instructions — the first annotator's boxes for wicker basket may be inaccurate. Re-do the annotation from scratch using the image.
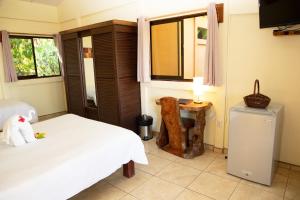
[244,79,271,109]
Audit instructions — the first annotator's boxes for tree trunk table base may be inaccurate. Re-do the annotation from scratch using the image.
[156,100,212,159]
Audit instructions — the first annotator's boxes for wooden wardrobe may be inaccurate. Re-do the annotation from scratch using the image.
[61,20,141,133]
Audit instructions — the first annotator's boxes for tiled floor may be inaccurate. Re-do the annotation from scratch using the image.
[71,138,300,200]
[38,111,67,121]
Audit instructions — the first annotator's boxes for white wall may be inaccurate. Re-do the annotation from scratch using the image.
[55,0,300,165]
[194,16,208,77]
[0,0,66,116]
[225,13,300,165]
[58,0,140,30]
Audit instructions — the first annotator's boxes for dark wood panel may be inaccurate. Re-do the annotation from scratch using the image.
[273,29,300,36]
[60,20,137,35]
[62,33,85,116]
[66,76,85,116]
[63,37,81,75]
[114,25,137,33]
[92,32,115,78]
[61,21,139,127]
[96,78,119,125]
[115,31,137,78]
[118,77,141,132]
[85,106,99,120]
[61,32,78,40]
[92,26,114,35]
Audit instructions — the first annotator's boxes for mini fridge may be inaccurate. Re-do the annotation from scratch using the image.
[227,103,283,186]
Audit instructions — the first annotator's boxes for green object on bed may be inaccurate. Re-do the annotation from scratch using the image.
[35,132,46,139]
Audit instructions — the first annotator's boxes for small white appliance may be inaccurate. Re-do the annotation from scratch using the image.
[227,103,283,186]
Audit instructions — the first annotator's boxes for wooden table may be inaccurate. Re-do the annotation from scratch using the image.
[156,99,212,158]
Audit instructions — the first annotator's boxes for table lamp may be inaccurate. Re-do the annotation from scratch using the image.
[193,77,203,104]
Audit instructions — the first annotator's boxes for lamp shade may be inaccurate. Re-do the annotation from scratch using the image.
[193,77,203,96]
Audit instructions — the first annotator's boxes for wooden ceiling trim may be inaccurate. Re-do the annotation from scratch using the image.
[60,20,137,35]
[216,3,224,23]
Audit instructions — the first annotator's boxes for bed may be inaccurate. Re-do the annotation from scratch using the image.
[0,114,148,200]
[0,100,38,130]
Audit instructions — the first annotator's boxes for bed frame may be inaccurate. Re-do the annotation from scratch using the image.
[123,160,135,178]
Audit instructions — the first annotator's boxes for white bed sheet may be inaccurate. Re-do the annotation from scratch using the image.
[0,114,148,200]
[0,100,38,130]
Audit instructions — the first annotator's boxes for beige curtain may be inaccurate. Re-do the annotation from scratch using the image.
[54,34,64,77]
[137,17,151,83]
[1,30,18,82]
[204,3,221,86]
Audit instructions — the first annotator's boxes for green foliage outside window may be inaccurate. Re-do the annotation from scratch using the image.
[34,38,60,77]
[10,36,61,79]
[10,38,35,76]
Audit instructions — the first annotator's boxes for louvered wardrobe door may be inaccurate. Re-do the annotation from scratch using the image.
[114,26,140,132]
[92,27,120,125]
[62,33,85,116]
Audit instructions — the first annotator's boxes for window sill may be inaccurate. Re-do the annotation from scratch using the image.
[7,76,64,86]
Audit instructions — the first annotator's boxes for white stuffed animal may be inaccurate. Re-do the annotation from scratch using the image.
[3,110,37,146]
[3,116,26,146]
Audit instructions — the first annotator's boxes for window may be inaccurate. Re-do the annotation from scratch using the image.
[150,13,208,81]
[10,36,61,79]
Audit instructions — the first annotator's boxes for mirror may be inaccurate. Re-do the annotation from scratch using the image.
[82,36,97,108]
[151,15,208,81]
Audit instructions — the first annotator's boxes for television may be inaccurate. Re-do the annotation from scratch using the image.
[259,0,300,28]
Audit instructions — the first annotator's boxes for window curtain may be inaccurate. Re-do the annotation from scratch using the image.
[137,17,151,83]
[54,34,64,77]
[1,30,18,82]
[203,3,221,86]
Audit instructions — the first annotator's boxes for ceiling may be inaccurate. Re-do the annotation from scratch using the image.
[20,0,64,6]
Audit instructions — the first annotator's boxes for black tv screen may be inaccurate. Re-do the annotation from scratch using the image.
[259,0,300,28]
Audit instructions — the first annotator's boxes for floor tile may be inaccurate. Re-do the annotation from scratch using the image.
[239,179,267,190]
[290,165,300,172]
[285,170,300,200]
[205,158,241,182]
[214,152,228,160]
[130,176,184,200]
[69,137,298,200]
[143,138,179,161]
[136,153,171,175]
[175,189,213,200]
[149,148,179,161]
[188,172,238,200]
[230,183,283,200]
[285,184,300,200]
[142,138,157,154]
[240,173,287,197]
[288,170,300,187]
[120,194,138,200]
[174,151,216,171]
[263,173,287,197]
[70,181,126,200]
[157,162,202,187]
[106,169,152,192]
[277,167,290,177]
